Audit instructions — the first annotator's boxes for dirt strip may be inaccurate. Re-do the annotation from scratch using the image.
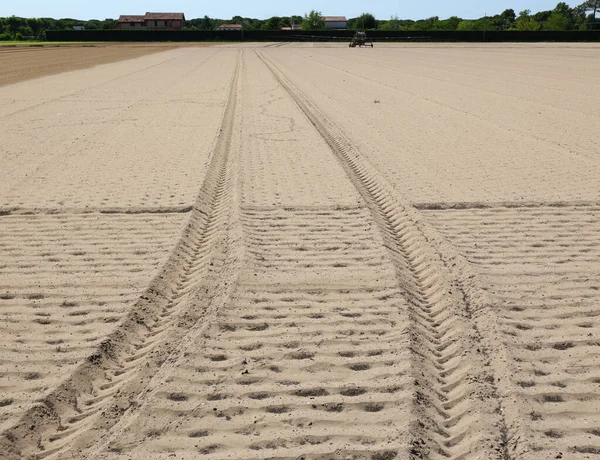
[0,43,217,86]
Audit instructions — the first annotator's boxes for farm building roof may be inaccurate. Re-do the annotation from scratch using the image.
[118,13,185,23]
[322,16,347,22]
[118,15,146,23]
[144,12,185,21]
[217,24,243,29]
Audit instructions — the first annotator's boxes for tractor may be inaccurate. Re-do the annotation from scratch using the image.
[349,31,373,48]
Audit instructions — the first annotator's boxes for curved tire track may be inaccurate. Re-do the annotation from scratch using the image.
[256,49,512,460]
[0,50,242,460]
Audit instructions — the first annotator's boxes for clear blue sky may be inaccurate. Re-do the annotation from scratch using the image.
[0,0,583,21]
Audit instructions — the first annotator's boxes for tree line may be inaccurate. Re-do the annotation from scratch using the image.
[1,1,598,41]
[0,17,118,40]
[338,2,598,32]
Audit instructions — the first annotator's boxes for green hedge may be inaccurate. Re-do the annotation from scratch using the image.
[46,29,600,42]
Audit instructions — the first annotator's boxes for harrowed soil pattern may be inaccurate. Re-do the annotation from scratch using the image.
[0,43,599,459]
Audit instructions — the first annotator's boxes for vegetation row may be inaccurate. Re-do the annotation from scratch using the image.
[1,2,598,41]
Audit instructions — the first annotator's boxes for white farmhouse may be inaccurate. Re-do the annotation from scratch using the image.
[322,16,348,29]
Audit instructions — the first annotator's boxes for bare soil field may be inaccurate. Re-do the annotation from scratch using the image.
[0,43,216,87]
[0,43,599,459]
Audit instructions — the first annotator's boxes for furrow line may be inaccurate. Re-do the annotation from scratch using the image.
[414,201,600,211]
[0,51,243,460]
[256,49,511,460]
[0,206,193,216]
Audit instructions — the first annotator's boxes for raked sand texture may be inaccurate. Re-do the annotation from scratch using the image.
[0,43,599,460]
[421,204,600,459]
[0,45,179,87]
[1,48,237,209]
[0,212,188,433]
[263,43,600,204]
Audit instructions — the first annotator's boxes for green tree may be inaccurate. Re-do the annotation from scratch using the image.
[554,2,572,16]
[409,16,438,30]
[355,13,376,29]
[486,9,516,30]
[586,0,599,27]
[18,25,33,37]
[436,16,461,30]
[380,14,401,30]
[532,10,552,23]
[101,19,117,29]
[501,9,517,23]
[85,19,101,30]
[246,19,265,30]
[456,20,476,31]
[514,10,541,30]
[26,18,42,36]
[262,16,282,30]
[380,15,414,30]
[544,2,574,30]
[570,2,588,28]
[545,11,570,29]
[302,10,324,30]
[7,15,24,36]
[200,15,213,30]
[515,19,540,30]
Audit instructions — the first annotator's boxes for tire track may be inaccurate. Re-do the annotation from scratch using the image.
[65,49,413,458]
[423,205,600,459]
[256,49,510,460]
[0,213,187,433]
[0,50,242,460]
[80,206,411,460]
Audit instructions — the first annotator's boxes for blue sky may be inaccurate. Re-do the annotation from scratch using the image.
[0,0,583,20]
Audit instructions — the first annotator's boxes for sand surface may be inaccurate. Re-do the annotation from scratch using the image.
[0,43,599,459]
[0,44,220,87]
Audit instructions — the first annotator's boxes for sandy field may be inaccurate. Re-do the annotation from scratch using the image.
[0,44,199,87]
[0,43,599,459]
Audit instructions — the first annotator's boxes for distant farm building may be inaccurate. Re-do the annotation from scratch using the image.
[216,24,243,31]
[118,15,146,29]
[117,12,185,30]
[281,24,303,31]
[323,16,348,29]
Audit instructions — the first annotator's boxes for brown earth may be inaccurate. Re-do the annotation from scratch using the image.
[0,43,216,87]
[0,43,599,460]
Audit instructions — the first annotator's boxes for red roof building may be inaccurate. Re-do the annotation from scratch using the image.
[216,24,243,31]
[281,24,303,31]
[118,15,145,23]
[117,12,185,30]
